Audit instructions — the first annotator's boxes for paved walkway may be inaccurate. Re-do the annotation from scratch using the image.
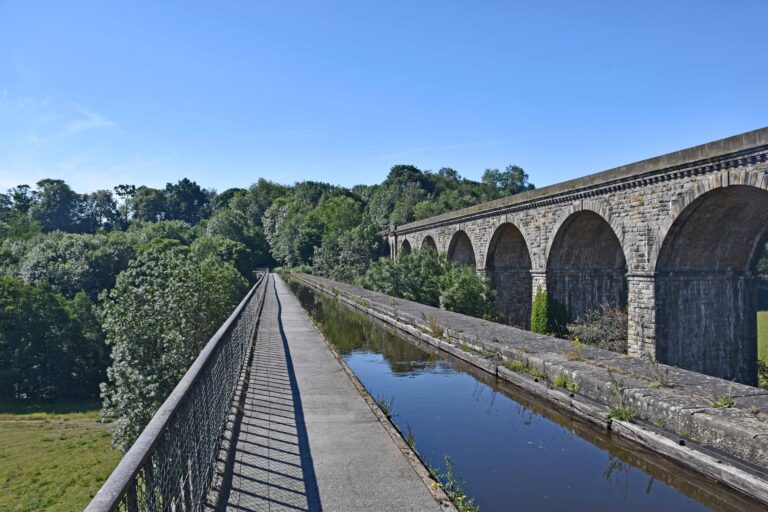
[222,274,441,511]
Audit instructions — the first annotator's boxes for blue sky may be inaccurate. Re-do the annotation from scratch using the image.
[1,1,766,193]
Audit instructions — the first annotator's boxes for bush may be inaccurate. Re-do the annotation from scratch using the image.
[358,250,497,320]
[99,246,248,450]
[566,305,628,353]
[530,289,549,334]
[440,265,497,320]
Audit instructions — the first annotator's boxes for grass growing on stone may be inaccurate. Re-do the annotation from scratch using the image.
[0,400,120,511]
[759,311,768,364]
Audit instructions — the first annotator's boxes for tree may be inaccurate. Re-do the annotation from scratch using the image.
[9,185,35,213]
[164,178,211,224]
[131,186,167,222]
[81,189,120,231]
[17,232,134,299]
[440,265,498,319]
[100,246,247,450]
[29,179,81,232]
[481,165,535,197]
[358,250,497,319]
[0,276,106,400]
[312,218,383,282]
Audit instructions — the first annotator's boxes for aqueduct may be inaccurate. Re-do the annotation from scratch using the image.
[388,128,768,385]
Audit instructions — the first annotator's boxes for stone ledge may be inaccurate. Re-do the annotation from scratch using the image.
[292,272,768,505]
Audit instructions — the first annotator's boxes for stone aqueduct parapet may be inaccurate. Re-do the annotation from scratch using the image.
[386,128,768,385]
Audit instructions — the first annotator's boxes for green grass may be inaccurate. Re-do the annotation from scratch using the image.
[0,400,120,511]
[759,311,768,364]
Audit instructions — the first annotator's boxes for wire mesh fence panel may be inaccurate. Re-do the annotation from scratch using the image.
[87,272,269,512]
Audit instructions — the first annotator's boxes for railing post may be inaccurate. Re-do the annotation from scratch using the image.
[126,480,138,512]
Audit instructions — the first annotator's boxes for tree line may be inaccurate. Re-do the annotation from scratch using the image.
[0,164,535,448]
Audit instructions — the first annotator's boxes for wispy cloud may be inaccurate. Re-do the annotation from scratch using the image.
[64,105,115,135]
[0,92,122,191]
[0,91,116,143]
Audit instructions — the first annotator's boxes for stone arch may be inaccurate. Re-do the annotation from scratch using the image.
[546,209,628,324]
[654,183,768,385]
[421,235,437,252]
[400,239,412,256]
[650,169,768,271]
[485,223,533,328]
[545,201,627,269]
[447,230,476,267]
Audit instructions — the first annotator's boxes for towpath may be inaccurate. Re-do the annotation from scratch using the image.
[220,274,443,512]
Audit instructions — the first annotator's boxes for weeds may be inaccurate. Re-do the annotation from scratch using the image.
[423,314,444,338]
[609,407,634,422]
[404,423,416,450]
[502,358,544,378]
[565,337,586,362]
[376,395,395,418]
[647,355,669,388]
[566,305,628,353]
[712,382,735,409]
[553,374,579,392]
[429,456,479,512]
[460,342,471,353]
[481,344,500,361]
[712,395,735,409]
[606,369,632,422]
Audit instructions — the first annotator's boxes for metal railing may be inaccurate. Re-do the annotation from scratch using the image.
[86,271,269,512]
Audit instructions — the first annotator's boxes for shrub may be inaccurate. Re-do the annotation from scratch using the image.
[531,289,549,334]
[566,305,628,353]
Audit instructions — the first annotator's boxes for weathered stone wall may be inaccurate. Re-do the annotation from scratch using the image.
[656,272,758,386]
[488,268,531,328]
[389,128,768,384]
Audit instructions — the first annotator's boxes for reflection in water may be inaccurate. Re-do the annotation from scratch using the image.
[289,280,766,512]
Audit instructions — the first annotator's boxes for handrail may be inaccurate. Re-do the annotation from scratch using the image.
[86,270,270,512]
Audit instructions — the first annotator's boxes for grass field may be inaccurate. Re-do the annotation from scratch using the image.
[760,311,768,364]
[0,400,120,511]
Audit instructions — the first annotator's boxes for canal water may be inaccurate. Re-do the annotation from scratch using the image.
[288,279,765,512]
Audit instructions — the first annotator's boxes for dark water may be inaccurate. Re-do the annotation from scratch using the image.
[288,280,765,512]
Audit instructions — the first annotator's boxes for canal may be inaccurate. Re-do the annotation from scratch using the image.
[288,279,765,512]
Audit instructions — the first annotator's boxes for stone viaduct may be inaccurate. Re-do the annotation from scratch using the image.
[386,127,768,386]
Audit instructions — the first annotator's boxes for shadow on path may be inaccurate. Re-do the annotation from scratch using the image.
[220,277,322,511]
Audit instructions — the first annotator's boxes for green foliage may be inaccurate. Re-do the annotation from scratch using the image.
[481,165,535,196]
[376,394,395,418]
[759,360,768,390]
[0,161,534,446]
[0,276,107,400]
[712,395,735,409]
[440,265,497,319]
[99,246,247,450]
[503,358,545,378]
[358,250,497,320]
[357,250,446,307]
[530,289,550,334]
[430,456,479,512]
[16,231,134,299]
[311,218,383,282]
[609,407,634,422]
[530,289,568,335]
